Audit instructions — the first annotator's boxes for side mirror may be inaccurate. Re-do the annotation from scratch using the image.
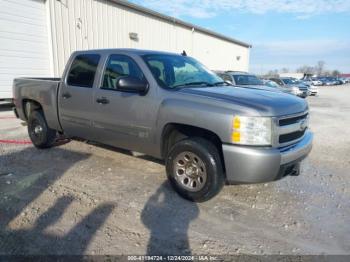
[116,76,149,95]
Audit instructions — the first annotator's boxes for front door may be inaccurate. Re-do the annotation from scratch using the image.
[92,54,158,154]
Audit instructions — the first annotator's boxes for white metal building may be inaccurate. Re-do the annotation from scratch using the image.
[0,0,251,99]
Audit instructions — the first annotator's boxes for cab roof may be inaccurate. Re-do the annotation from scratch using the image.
[74,48,183,57]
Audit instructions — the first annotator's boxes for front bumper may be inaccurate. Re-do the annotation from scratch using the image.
[309,88,318,95]
[222,131,313,184]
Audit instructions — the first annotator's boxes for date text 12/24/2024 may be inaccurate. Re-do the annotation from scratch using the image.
[127,255,218,261]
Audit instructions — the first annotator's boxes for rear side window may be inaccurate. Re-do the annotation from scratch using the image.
[67,54,100,88]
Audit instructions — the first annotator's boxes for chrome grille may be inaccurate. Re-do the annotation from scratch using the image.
[274,112,309,147]
[279,130,306,143]
[279,113,308,126]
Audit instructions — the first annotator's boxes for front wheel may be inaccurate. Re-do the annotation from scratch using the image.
[28,110,57,149]
[166,138,224,202]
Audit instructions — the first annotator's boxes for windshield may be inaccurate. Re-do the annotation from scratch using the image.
[265,81,279,88]
[232,75,263,85]
[142,54,223,89]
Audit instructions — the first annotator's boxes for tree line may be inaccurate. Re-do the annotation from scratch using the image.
[264,61,341,77]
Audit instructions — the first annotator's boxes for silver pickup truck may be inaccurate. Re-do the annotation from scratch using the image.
[13,49,313,202]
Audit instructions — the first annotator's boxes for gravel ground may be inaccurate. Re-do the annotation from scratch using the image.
[0,86,349,255]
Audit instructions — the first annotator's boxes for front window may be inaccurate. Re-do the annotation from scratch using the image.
[142,54,223,89]
[102,54,144,90]
[232,75,263,85]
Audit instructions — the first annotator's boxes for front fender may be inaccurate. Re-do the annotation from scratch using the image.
[155,98,234,148]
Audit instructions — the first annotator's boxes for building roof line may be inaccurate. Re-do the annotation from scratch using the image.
[110,0,252,48]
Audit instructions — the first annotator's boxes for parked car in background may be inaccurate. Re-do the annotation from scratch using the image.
[301,79,312,86]
[215,71,285,93]
[300,80,312,87]
[339,78,348,84]
[301,77,322,86]
[312,79,323,86]
[320,77,339,86]
[263,79,302,96]
[299,78,319,96]
[270,77,310,98]
[12,48,313,202]
[216,71,262,86]
[319,78,332,86]
[313,77,325,85]
[308,85,319,96]
[333,77,342,85]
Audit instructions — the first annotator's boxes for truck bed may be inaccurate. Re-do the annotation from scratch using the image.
[13,77,62,131]
[19,77,61,81]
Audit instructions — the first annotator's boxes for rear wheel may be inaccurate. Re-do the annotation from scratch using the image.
[166,137,224,202]
[28,110,56,149]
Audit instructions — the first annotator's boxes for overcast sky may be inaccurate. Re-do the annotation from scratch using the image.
[129,0,350,74]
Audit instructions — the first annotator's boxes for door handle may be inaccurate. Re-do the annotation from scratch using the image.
[96,97,109,104]
[62,92,72,99]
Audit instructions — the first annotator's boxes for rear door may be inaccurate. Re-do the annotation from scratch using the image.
[58,53,101,139]
[92,53,158,154]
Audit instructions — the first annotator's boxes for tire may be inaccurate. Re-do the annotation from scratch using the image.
[28,110,56,149]
[166,137,224,202]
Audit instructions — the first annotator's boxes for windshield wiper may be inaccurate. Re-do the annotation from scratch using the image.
[172,81,214,88]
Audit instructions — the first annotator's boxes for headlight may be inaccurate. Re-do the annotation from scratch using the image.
[232,116,272,145]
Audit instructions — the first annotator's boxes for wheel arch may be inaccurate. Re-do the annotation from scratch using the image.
[22,99,43,120]
[160,123,226,173]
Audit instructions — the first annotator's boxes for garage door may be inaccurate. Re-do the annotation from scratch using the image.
[0,0,51,99]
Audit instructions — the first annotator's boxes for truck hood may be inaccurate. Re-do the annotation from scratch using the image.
[178,86,308,116]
